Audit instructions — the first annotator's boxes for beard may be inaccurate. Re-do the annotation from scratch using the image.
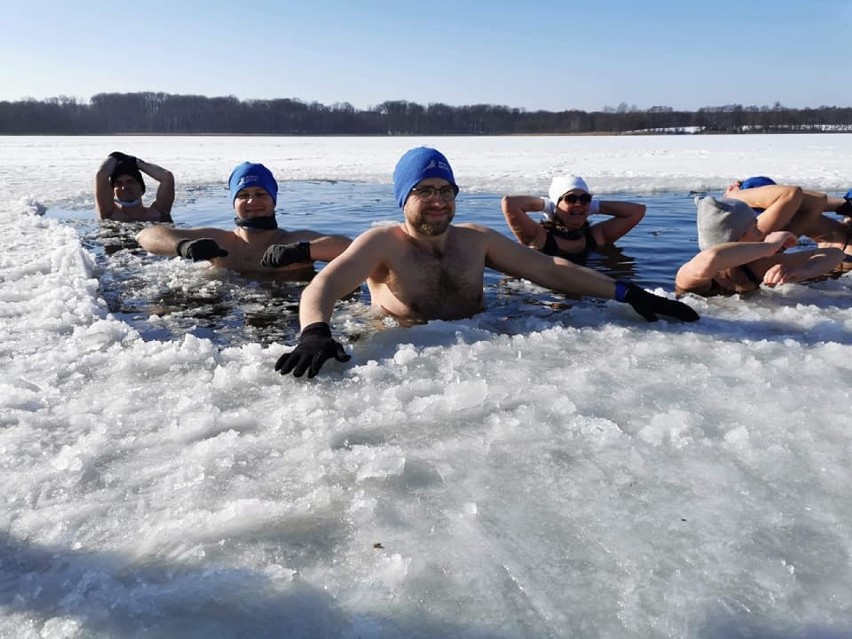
[408,208,454,236]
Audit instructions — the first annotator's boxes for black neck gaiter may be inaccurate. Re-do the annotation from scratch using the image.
[234,215,279,231]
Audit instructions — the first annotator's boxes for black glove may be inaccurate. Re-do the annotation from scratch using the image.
[261,241,311,268]
[274,322,351,378]
[615,280,699,322]
[176,238,229,262]
[108,151,136,165]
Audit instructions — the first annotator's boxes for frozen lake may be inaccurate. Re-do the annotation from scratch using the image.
[2,134,852,638]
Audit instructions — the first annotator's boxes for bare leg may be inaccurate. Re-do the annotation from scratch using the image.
[750,186,805,234]
[789,191,828,237]
[808,214,852,257]
[730,183,851,234]
[802,190,849,214]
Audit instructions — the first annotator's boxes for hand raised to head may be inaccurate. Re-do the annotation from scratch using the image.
[109,151,136,165]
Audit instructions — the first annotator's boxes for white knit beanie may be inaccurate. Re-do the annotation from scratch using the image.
[548,175,590,203]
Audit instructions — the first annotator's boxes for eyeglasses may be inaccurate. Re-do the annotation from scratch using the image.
[560,193,593,205]
[410,185,458,202]
[235,190,271,200]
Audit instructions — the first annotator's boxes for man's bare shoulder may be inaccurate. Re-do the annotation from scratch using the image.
[277,229,323,242]
[450,223,516,251]
[674,260,713,295]
[453,222,497,233]
[186,226,233,236]
[444,222,503,242]
[352,223,406,244]
[327,224,405,266]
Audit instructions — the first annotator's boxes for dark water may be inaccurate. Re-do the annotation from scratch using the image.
[168,180,705,288]
[49,181,708,347]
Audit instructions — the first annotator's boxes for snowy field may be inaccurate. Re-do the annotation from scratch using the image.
[2,134,852,638]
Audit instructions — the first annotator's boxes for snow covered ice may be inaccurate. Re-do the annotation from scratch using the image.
[2,134,852,638]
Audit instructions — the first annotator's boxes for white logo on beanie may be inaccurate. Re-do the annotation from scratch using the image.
[238,175,260,188]
[424,159,450,173]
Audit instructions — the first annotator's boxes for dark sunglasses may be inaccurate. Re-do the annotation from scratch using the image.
[560,193,593,205]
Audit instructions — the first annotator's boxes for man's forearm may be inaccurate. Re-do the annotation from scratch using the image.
[137,159,173,183]
[298,278,339,328]
[136,227,183,255]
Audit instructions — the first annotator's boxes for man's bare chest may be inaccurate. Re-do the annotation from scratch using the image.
[383,247,485,318]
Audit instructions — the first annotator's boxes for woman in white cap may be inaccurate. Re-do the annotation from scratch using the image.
[501,175,645,261]
[675,196,844,296]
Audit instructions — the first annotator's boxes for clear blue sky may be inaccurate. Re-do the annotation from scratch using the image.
[3,0,850,112]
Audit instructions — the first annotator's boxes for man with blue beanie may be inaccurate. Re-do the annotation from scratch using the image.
[229,161,279,210]
[95,150,175,222]
[137,161,350,276]
[275,146,700,379]
[392,147,459,208]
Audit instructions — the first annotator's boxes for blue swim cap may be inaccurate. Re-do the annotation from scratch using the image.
[228,162,278,205]
[740,176,776,190]
[393,147,458,208]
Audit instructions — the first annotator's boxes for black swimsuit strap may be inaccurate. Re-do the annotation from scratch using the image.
[540,220,598,252]
[540,231,592,265]
[541,232,560,256]
[541,219,588,241]
[740,264,762,286]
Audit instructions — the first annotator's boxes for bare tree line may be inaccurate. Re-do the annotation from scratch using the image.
[1,92,851,135]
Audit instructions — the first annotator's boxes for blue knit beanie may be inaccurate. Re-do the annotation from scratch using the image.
[740,176,776,190]
[393,147,458,208]
[228,162,278,205]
